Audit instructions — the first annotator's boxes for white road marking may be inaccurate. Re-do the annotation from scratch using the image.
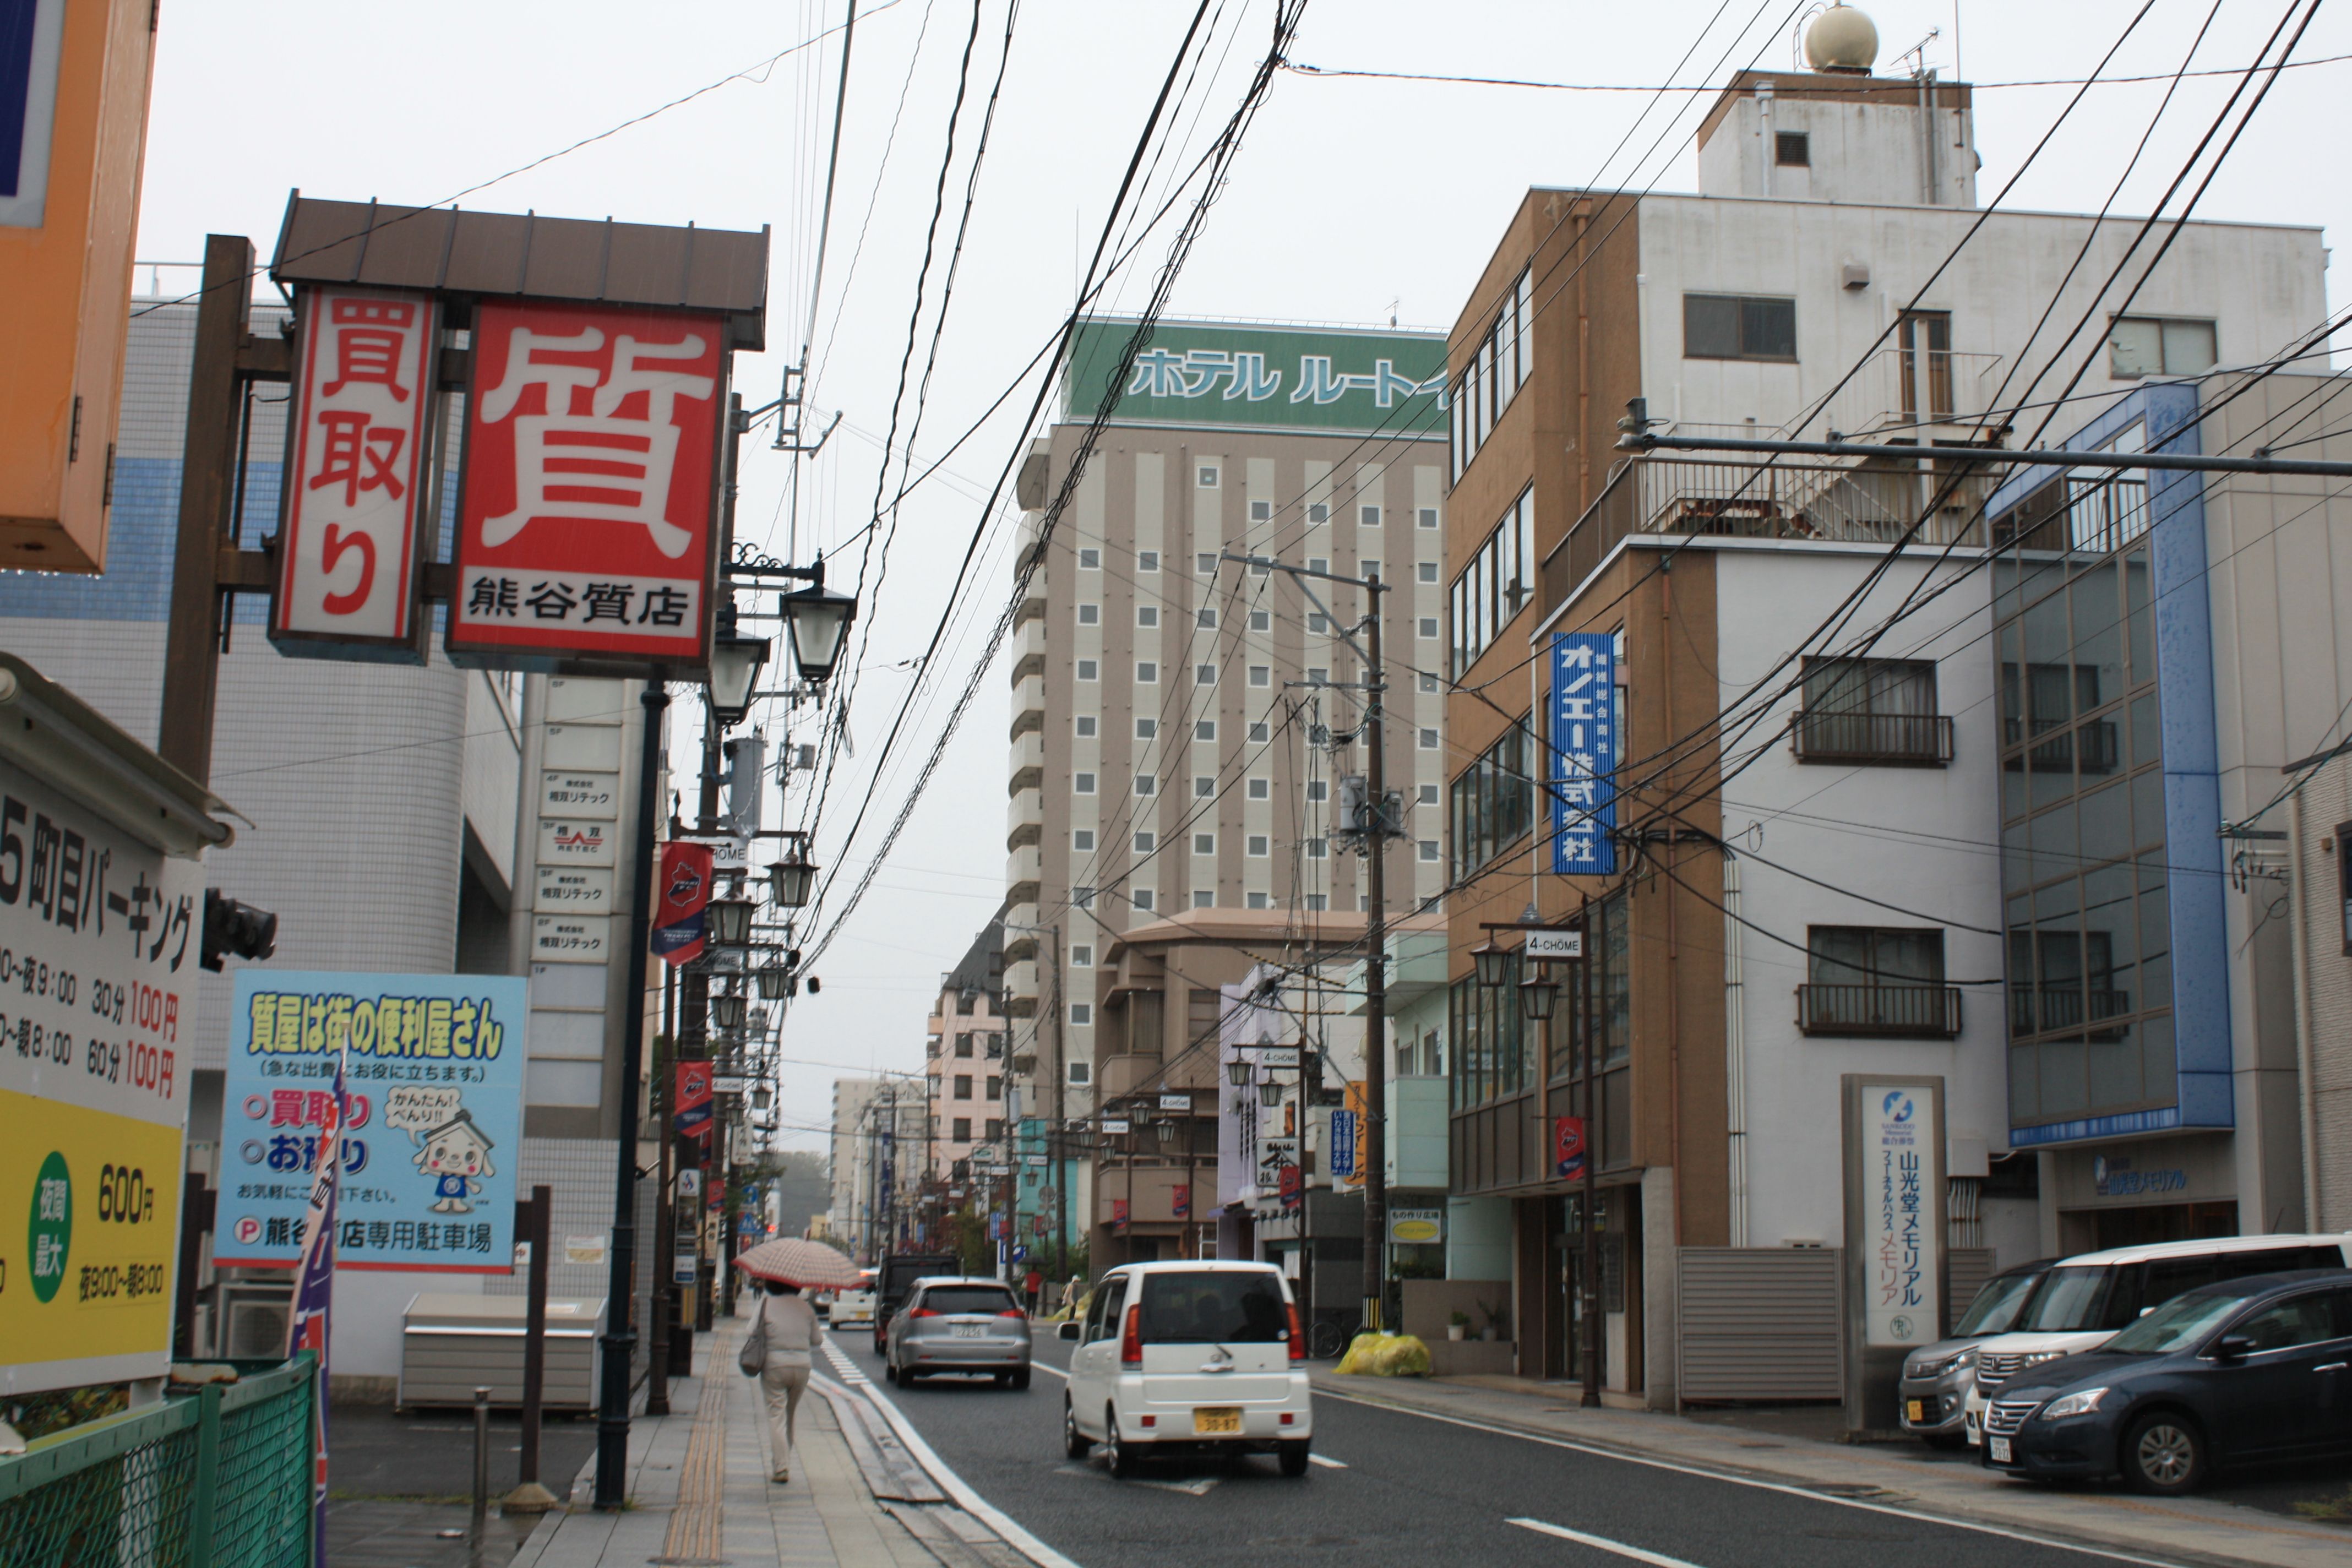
[1031,1359,1069,1380]
[1509,1517,1706,1567]
[1313,1389,2190,1568]
[1306,1453,1346,1469]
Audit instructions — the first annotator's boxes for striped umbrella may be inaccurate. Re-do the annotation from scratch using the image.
[732,1237,864,1289]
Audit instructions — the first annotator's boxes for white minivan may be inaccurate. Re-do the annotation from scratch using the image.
[1963,1232,2352,1449]
[1058,1260,1313,1477]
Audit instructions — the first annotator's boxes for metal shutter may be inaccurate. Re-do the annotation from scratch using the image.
[1676,1248,1843,1403]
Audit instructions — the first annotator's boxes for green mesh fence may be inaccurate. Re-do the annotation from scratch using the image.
[0,1357,314,1568]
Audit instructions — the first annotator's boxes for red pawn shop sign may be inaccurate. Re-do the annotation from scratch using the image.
[450,301,726,673]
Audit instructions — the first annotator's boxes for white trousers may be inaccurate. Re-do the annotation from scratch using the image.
[760,1362,810,1476]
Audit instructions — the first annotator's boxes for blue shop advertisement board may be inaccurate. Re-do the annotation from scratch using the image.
[215,971,528,1273]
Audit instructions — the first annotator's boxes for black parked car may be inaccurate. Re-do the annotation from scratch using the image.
[1983,1269,2352,1494]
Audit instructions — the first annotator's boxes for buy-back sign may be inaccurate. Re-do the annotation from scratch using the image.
[274,287,441,655]
[450,300,725,672]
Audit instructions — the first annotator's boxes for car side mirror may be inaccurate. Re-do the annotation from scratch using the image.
[2214,1333,2255,1362]
[1059,1321,1082,1341]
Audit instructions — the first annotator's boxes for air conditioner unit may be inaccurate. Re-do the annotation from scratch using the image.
[222,1293,292,1359]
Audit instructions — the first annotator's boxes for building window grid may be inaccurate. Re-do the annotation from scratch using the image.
[1451,266,1532,484]
[1450,720,1535,881]
[1451,487,1535,677]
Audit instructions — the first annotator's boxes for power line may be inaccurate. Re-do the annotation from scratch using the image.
[1276,50,2352,96]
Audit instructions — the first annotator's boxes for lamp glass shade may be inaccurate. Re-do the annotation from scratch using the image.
[1472,940,1510,988]
[782,584,858,684]
[755,962,788,1000]
[1518,973,1560,1022]
[753,1084,773,1110]
[1226,1059,1252,1087]
[707,897,753,948]
[1259,1081,1283,1108]
[710,992,747,1030]
[707,627,770,726]
[768,856,815,908]
[1153,1120,1176,1146]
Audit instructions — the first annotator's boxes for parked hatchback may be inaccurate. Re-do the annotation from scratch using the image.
[1059,1261,1312,1477]
[1983,1270,2352,1493]
[1962,1233,2352,1444]
[1899,1258,2055,1445]
[885,1276,1033,1389]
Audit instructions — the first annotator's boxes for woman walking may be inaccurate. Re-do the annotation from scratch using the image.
[753,1280,824,1482]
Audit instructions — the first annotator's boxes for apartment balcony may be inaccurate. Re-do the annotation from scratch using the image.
[1011,672,1045,737]
[1006,842,1042,906]
[1818,347,2006,442]
[1015,613,1048,670]
[1547,455,1992,609]
[1005,956,1039,1002]
[1791,710,1954,766]
[1796,983,1962,1038]
[2003,717,2120,775]
[1010,730,1045,795]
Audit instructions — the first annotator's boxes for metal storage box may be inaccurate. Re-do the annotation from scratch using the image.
[398,1293,605,1411]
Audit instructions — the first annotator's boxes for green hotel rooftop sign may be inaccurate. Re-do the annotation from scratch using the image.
[1065,318,1449,438]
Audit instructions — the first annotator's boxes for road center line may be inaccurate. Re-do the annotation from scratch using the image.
[1306,1453,1346,1469]
[1311,1388,2188,1568]
[1031,1359,1069,1380]
[1509,1517,1705,1568]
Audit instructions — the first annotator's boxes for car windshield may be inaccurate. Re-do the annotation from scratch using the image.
[922,1286,1017,1316]
[2103,1288,2263,1355]
[1139,1271,1289,1343]
[1954,1271,2044,1337]
[2013,1266,2125,1332]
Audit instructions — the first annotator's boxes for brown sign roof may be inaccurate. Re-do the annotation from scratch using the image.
[268,193,770,351]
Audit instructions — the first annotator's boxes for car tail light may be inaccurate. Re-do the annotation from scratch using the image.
[1287,1300,1304,1362]
[997,1308,1027,1318]
[1121,1302,1144,1366]
[1140,1414,1156,1429]
[908,1308,939,1319]
[1280,1412,1295,1426]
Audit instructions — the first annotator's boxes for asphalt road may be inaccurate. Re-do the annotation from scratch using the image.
[824,1332,2150,1568]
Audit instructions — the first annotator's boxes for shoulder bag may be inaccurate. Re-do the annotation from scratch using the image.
[739,1295,770,1376]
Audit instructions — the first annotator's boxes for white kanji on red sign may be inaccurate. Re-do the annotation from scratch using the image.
[275,289,439,646]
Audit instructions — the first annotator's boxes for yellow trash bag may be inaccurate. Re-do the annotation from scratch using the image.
[1332,1331,1430,1376]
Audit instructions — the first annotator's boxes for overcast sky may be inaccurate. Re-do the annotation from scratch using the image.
[136,1,2351,1155]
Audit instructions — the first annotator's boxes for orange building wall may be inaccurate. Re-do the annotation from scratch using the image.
[0,0,158,573]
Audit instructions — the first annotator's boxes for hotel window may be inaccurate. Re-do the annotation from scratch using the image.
[1071,944,1093,966]
[953,1117,971,1141]
[1360,558,1381,581]
[1193,833,1216,854]
[1196,663,1217,686]
[1197,552,1216,574]
[1418,840,1440,863]
[1198,465,1219,488]
[1132,889,1155,911]
[2109,317,2216,379]
[1419,728,1439,750]
[954,1033,974,1058]
[1074,773,1096,795]
[1684,292,1796,360]
[1135,774,1156,796]
[1193,889,1214,909]
[1193,776,1213,797]
[1247,835,1270,857]
[1305,840,1327,861]
[1134,831,1155,852]
[1418,617,1439,639]
[1194,719,1216,741]
[1450,721,1534,879]
[1078,547,1101,569]
[1135,717,1156,739]
[1139,550,1159,571]
[1308,613,1328,634]
[1308,504,1329,524]
[1077,659,1098,681]
[1418,783,1439,805]
[1418,561,1438,584]
[1137,606,1158,628]
[1197,608,1217,629]
[1248,891,1270,910]
[1306,780,1327,802]
[1073,829,1095,851]
[1305,894,1327,911]
[1075,715,1097,737]
[1418,507,1439,529]
[1309,557,1329,575]
[954,1075,973,1100]
[1249,611,1271,631]
[1137,661,1157,683]
[1077,603,1099,625]
[1248,721,1270,743]
[1309,667,1329,684]
[1074,887,1095,910]
[1247,777,1270,800]
[1067,1060,1091,1084]
[1451,264,1532,483]
[1249,499,1271,521]
[1250,666,1271,688]
[1070,1003,1092,1026]
[1450,486,1534,677]
[1360,505,1381,527]
[1420,673,1440,694]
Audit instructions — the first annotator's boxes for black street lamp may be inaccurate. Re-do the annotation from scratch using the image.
[781,570,857,686]
[1473,940,1511,989]
[1518,970,1561,1022]
[707,897,753,949]
[1226,1059,1253,1088]
[706,603,770,729]
[767,850,815,908]
[755,959,790,1000]
[710,992,747,1031]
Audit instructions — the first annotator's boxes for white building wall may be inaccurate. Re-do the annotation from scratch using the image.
[1709,545,2007,1255]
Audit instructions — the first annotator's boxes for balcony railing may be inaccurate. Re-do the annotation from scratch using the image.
[1546,455,1992,612]
[2002,717,2120,774]
[1796,983,1962,1037]
[2008,985,2133,1038]
[1820,347,2007,440]
[1792,710,1956,765]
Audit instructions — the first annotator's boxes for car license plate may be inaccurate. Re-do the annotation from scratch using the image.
[1194,1407,1242,1435]
[951,1323,984,1338]
[1905,1399,1925,1424]
[1988,1436,2012,1464]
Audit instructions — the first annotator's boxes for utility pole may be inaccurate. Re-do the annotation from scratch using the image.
[1580,894,1602,1408]
[1358,566,1389,1333]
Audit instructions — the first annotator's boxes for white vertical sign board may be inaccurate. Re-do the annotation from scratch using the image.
[273,287,440,651]
[1860,1081,1940,1347]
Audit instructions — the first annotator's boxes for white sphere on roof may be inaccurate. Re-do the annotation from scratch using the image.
[1804,4,1880,73]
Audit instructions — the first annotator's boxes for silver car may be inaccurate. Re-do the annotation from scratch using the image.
[1897,1258,2051,1445]
[884,1276,1032,1390]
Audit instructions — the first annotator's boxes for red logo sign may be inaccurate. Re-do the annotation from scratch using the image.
[1554,1115,1587,1181]
[652,840,716,966]
[276,288,439,650]
[1171,1183,1190,1219]
[1111,1199,1129,1234]
[450,301,723,669]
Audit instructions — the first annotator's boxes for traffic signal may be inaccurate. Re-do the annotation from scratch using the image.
[201,890,277,972]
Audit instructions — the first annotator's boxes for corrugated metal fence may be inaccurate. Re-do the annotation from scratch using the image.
[0,1356,314,1568]
[1676,1248,1844,1403]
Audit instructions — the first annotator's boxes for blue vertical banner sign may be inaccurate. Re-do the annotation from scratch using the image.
[1549,631,1617,875]
[217,971,527,1272]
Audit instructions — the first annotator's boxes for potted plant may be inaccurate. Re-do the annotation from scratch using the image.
[1476,1298,1510,1343]
[1447,1310,1471,1342]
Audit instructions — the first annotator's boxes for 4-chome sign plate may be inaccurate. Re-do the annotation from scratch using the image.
[1523,928,1584,960]
[274,287,441,658]
[449,300,726,674]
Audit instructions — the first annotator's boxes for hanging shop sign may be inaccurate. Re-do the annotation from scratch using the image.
[1388,1207,1444,1245]
[674,1060,714,1139]
[449,300,726,673]
[272,287,441,658]
[1549,631,1618,876]
[0,756,208,1396]
[652,840,715,966]
[215,971,528,1273]
[1554,1115,1587,1181]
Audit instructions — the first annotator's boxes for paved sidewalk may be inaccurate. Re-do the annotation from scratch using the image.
[512,1309,934,1568]
[1309,1368,2352,1568]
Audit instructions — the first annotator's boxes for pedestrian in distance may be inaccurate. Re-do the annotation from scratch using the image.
[1023,1265,1043,1314]
[745,1280,824,1482]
